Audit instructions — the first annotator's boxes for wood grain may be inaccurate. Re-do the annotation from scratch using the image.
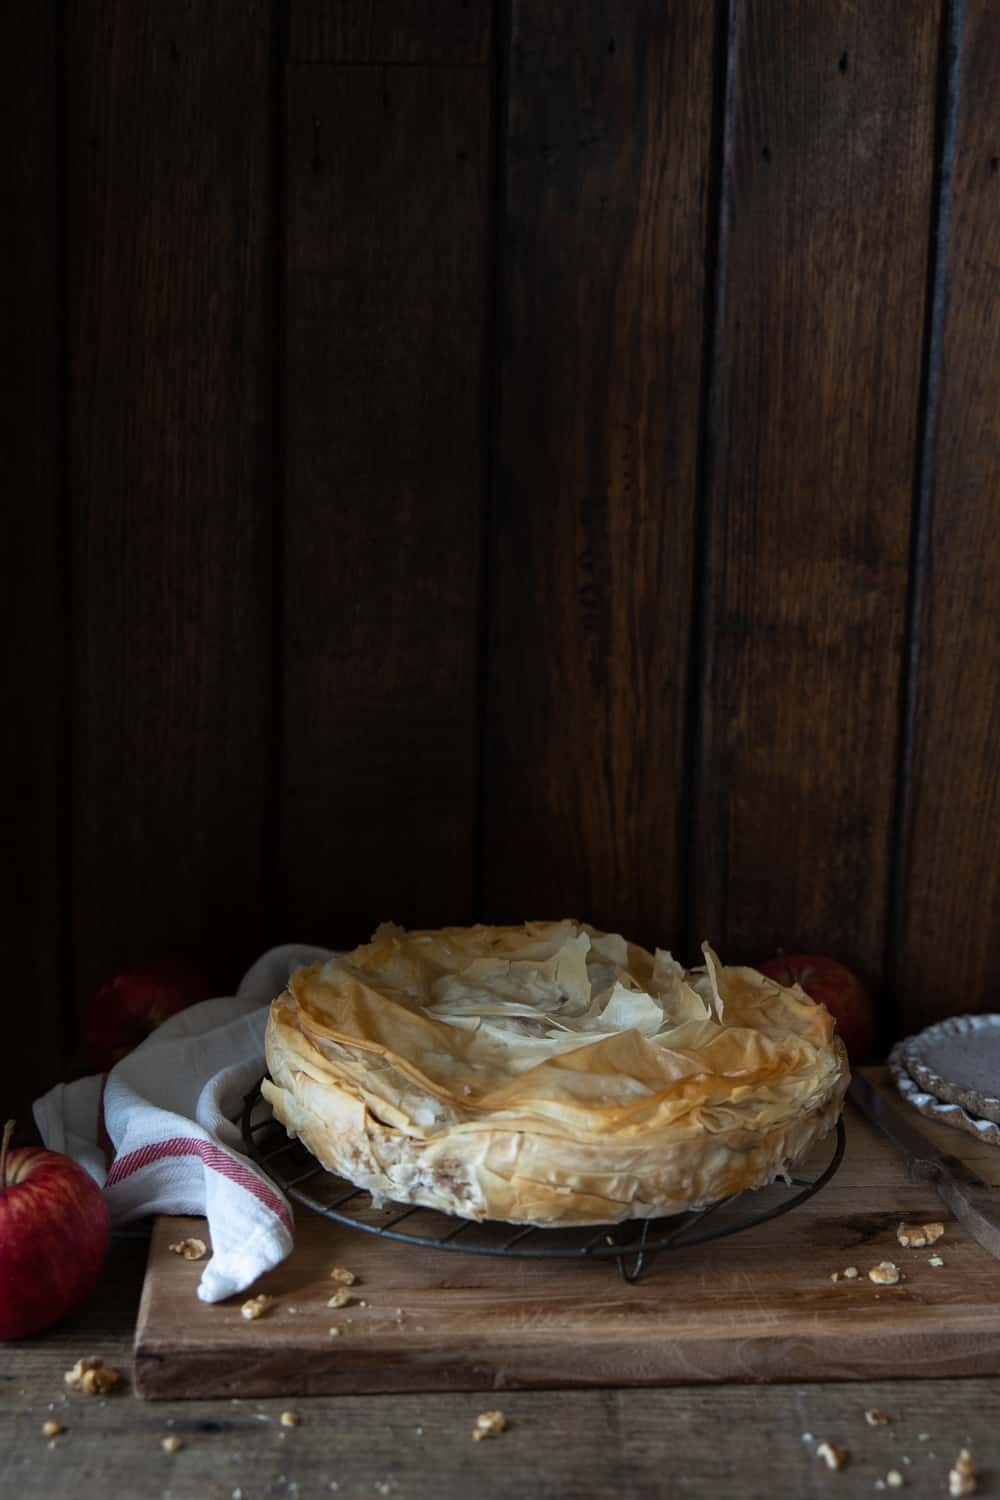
[6,1235,1000,1500]
[66,1,277,1005]
[134,1073,1000,1397]
[895,0,1000,1028]
[290,0,492,63]
[2,2,67,1111]
[485,1,718,951]
[281,61,490,945]
[693,0,941,984]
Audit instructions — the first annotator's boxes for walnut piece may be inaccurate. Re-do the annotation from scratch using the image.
[473,1410,508,1442]
[280,1410,300,1428]
[41,1419,63,1438]
[64,1356,123,1394]
[816,1441,848,1471]
[168,1236,208,1261]
[330,1267,357,1285]
[240,1294,276,1321]
[865,1409,890,1427]
[896,1220,945,1250]
[948,1450,976,1497]
[868,1261,901,1285]
[161,1435,183,1454]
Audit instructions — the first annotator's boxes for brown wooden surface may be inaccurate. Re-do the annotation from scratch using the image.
[485,1,718,950]
[289,0,492,62]
[3,2,66,1115]
[281,56,490,944]
[693,0,942,984]
[3,1233,998,1500]
[65,0,277,1002]
[133,1076,1000,1398]
[895,0,1000,1030]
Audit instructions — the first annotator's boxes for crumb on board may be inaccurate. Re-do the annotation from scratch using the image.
[473,1410,508,1442]
[328,1326,342,1337]
[948,1449,976,1497]
[868,1261,901,1285]
[896,1221,945,1250]
[330,1267,357,1286]
[886,1471,903,1489]
[816,1441,848,1471]
[327,1289,351,1309]
[241,1294,276,1321]
[161,1435,183,1453]
[64,1357,123,1395]
[865,1409,890,1426]
[280,1411,300,1428]
[843,1266,859,1279]
[168,1237,208,1261]
[928,1255,945,1267]
[41,1420,63,1438]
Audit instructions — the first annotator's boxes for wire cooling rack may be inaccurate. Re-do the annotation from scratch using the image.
[241,1079,845,1282]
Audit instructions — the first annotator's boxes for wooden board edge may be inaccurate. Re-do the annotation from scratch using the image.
[132,1325,1000,1400]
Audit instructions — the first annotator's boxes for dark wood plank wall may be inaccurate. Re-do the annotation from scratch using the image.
[5,0,1000,1112]
[3,2,66,1109]
[894,0,1000,1032]
[282,11,491,946]
[66,0,278,1006]
[693,0,941,998]
[485,1,718,950]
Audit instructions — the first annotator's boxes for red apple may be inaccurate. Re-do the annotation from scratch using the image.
[0,1120,111,1340]
[85,960,212,1070]
[757,953,874,1065]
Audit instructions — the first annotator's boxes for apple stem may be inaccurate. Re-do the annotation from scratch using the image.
[0,1120,13,1191]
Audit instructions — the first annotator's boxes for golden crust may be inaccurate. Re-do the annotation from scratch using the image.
[263,921,849,1225]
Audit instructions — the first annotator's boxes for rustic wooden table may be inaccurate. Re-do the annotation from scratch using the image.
[2,1232,997,1500]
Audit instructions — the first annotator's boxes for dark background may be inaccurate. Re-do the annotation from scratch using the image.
[5,0,999,1115]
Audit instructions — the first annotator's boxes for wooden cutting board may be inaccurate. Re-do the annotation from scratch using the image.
[133,1070,1000,1398]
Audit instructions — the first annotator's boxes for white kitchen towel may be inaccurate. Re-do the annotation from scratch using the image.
[33,943,332,1303]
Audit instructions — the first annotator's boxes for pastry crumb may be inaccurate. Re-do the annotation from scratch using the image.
[473,1410,507,1442]
[327,1289,351,1309]
[868,1261,901,1285]
[865,1409,890,1426]
[41,1419,63,1438]
[64,1357,123,1395]
[816,1441,848,1471]
[830,1271,840,1282]
[843,1265,859,1279]
[928,1254,944,1267]
[280,1411,300,1428]
[328,1326,341,1337]
[918,1433,930,1441]
[168,1236,208,1260]
[886,1471,903,1488]
[161,1435,183,1453]
[240,1294,276,1321]
[948,1449,976,1497]
[330,1267,357,1285]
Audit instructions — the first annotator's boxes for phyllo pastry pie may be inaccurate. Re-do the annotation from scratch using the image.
[263,921,849,1226]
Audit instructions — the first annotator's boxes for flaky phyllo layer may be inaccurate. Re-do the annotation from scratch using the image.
[263,921,849,1225]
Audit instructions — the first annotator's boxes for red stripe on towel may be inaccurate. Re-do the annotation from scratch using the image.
[106,1136,292,1231]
